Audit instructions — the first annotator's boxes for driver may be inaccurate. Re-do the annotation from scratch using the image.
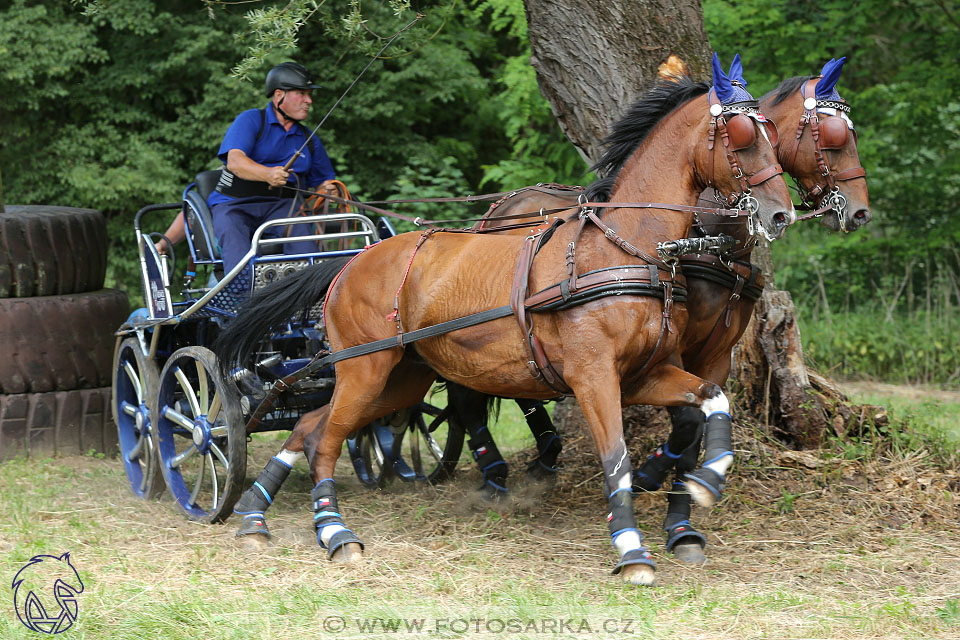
[208,61,338,277]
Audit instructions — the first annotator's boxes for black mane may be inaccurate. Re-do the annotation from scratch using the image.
[585,76,709,202]
[764,75,815,106]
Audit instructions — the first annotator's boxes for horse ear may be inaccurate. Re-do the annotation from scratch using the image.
[728,53,746,87]
[712,52,734,102]
[816,56,847,99]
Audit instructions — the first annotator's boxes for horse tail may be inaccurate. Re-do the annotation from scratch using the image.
[214,256,351,374]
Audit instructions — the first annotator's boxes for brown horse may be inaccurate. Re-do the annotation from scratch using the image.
[217,54,795,585]
[461,57,870,563]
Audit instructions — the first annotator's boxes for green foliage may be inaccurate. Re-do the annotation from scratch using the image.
[704,0,960,233]
[705,0,960,386]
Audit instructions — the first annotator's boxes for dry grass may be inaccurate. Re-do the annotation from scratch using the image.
[1,411,959,639]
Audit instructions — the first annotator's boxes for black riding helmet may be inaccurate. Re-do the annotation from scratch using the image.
[264,62,320,98]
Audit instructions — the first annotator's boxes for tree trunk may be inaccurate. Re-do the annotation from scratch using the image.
[523,0,845,445]
[523,0,713,163]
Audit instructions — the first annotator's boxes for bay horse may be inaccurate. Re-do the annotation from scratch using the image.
[216,53,795,585]
[457,56,870,563]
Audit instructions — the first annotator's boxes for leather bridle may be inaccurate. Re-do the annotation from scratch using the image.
[784,78,866,229]
[705,90,785,240]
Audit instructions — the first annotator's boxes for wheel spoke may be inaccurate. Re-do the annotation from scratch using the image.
[189,453,206,506]
[174,366,202,418]
[126,434,145,462]
[138,455,150,492]
[207,453,219,509]
[197,365,210,415]
[170,444,198,469]
[409,421,423,475]
[210,441,229,469]
[425,431,444,462]
[208,424,228,438]
[120,401,137,417]
[162,406,196,431]
[123,361,143,401]
[207,392,222,423]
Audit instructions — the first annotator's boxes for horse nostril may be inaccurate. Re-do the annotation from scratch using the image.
[773,211,788,227]
[854,209,870,222]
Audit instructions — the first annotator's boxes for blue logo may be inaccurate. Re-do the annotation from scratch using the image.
[11,553,84,634]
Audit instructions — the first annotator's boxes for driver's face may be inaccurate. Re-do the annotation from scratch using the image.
[277,89,312,120]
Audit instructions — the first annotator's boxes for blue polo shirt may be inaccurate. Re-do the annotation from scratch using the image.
[208,102,336,207]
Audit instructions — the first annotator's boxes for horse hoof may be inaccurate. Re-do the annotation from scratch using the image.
[672,541,707,564]
[331,542,364,564]
[236,532,271,550]
[620,564,656,586]
[684,479,718,508]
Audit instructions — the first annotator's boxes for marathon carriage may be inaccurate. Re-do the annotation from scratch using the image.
[112,171,464,522]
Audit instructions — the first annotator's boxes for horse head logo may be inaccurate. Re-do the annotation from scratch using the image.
[11,553,84,634]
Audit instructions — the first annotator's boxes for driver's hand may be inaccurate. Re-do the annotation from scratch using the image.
[154,241,167,255]
[266,166,290,187]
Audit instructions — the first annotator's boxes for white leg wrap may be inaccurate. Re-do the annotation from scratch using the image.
[613,531,643,555]
[277,449,301,466]
[617,474,632,491]
[318,523,347,547]
[700,392,730,418]
[705,454,734,477]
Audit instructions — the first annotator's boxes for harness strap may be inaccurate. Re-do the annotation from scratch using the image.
[681,256,764,372]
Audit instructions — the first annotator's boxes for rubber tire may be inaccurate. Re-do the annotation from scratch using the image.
[0,205,108,298]
[0,289,130,394]
[0,387,117,461]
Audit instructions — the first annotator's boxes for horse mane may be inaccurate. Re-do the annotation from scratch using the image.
[586,76,709,202]
[764,75,815,106]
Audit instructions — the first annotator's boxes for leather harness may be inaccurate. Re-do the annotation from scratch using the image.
[785,79,866,213]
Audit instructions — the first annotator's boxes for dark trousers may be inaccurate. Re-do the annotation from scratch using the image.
[211,197,309,275]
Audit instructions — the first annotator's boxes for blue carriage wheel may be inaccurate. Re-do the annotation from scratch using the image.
[346,401,464,488]
[347,424,390,489]
[153,346,246,523]
[113,336,165,499]
[398,402,464,484]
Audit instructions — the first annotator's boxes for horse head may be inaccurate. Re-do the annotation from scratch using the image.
[762,57,871,232]
[697,53,795,241]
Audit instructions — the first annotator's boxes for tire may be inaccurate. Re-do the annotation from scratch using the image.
[0,387,117,461]
[153,346,246,523]
[113,337,165,500]
[0,205,108,298]
[347,402,464,488]
[0,289,130,394]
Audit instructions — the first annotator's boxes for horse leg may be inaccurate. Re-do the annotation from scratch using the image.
[632,405,702,491]
[447,382,509,500]
[304,358,435,563]
[621,364,732,509]
[233,405,330,547]
[664,424,708,564]
[518,399,562,483]
[568,373,656,586]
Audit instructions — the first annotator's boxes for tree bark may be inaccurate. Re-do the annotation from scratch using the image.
[523,0,713,163]
[523,0,846,445]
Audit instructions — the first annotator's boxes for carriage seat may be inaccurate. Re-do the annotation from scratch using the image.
[183,170,222,261]
[183,169,285,262]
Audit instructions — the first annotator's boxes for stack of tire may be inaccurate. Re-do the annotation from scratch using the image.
[0,206,129,461]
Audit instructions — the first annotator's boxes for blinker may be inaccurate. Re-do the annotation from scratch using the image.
[818,115,849,149]
[725,114,757,151]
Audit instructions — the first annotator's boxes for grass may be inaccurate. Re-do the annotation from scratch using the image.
[2,392,959,639]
